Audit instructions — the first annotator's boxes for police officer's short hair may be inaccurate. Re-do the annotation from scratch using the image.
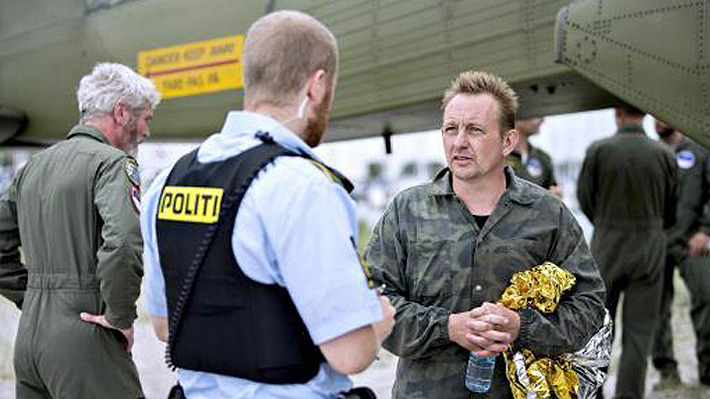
[442,70,519,134]
[77,63,160,123]
[243,10,338,107]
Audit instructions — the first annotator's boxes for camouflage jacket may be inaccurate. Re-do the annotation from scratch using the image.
[364,167,606,399]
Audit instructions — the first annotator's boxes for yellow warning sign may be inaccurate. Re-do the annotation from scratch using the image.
[138,35,244,99]
[158,186,224,223]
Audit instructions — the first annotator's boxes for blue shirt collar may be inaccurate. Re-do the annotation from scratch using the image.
[220,111,322,162]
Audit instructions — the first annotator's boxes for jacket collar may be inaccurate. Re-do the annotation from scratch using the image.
[66,124,112,145]
[430,165,535,205]
[220,111,322,162]
[678,136,693,148]
[617,125,646,135]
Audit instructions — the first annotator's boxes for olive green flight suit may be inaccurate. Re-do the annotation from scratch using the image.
[652,137,710,384]
[0,125,144,399]
[577,125,678,399]
[506,145,557,189]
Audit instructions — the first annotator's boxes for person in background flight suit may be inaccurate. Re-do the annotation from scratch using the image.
[651,119,710,389]
[0,62,159,399]
[577,104,677,399]
[506,117,563,197]
[141,10,395,399]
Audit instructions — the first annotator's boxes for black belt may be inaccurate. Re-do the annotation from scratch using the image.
[338,387,377,399]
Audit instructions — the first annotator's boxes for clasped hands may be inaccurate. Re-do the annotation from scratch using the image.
[448,302,521,357]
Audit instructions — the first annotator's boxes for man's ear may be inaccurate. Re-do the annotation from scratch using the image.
[112,102,130,126]
[306,69,328,103]
[502,129,519,156]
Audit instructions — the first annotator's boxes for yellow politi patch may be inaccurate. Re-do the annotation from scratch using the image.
[158,186,223,223]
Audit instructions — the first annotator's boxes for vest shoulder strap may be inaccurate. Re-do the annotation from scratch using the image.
[254,130,354,193]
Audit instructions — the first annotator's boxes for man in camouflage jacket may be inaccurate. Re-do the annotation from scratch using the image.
[365,70,606,399]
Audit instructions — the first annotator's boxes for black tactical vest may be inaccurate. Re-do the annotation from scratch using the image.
[155,137,338,383]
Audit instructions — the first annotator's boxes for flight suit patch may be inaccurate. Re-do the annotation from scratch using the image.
[124,158,141,186]
[525,157,544,178]
[677,150,696,169]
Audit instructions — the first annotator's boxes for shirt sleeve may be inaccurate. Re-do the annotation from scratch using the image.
[364,198,452,359]
[675,148,704,238]
[515,202,606,355]
[548,161,558,188]
[93,156,144,329]
[664,151,679,230]
[577,147,597,224]
[699,152,710,234]
[243,159,382,345]
[541,151,558,189]
[141,170,170,317]
[0,178,26,308]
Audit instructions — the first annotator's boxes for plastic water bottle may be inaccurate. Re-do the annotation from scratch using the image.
[465,352,496,393]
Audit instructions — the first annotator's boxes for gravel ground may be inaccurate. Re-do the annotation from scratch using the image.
[1,271,707,399]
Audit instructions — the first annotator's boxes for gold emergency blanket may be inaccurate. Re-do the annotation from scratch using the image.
[499,262,579,399]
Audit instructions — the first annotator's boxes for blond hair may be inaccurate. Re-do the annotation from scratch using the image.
[243,10,338,107]
[442,70,518,132]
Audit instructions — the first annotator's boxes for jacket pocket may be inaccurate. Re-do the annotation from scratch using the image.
[407,239,453,304]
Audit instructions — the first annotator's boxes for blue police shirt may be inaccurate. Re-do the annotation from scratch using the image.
[141,111,383,399]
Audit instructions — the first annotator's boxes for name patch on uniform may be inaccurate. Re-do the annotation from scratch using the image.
[158,186,223,223]
[124,158,141,187]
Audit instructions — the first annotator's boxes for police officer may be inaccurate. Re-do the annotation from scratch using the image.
[577,104,678,399]
[141,10,395,399]
[0,63,159,398]
[651,119,710,389]
[506,117,562,197]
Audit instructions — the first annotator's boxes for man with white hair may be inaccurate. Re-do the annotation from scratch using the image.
[0,62,159,398]
[141,10,394,399]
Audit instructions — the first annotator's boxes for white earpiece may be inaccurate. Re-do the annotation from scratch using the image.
[296,96,309,120]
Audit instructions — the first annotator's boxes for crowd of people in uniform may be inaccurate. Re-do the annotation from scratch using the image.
[0,9,706,399]
[511,107,710,399]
